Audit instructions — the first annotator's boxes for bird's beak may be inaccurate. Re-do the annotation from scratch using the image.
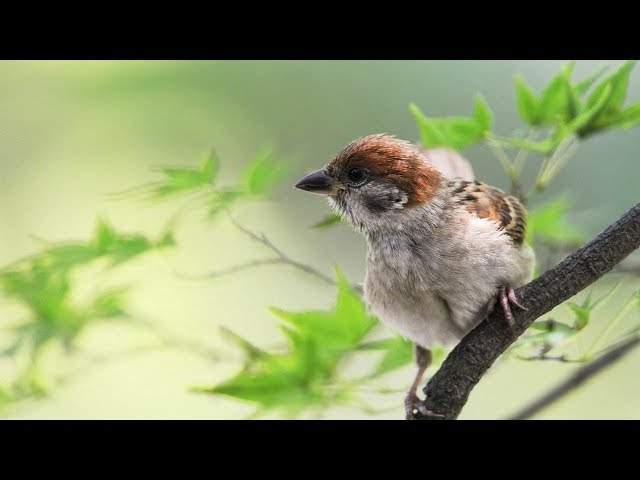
[294,169,340,195]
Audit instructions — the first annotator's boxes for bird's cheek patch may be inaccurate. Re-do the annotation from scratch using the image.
[363,187,408,213]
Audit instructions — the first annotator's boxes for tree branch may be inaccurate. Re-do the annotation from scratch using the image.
[418,201,640,420]
[508,337,640,419]
[175,215,341,288]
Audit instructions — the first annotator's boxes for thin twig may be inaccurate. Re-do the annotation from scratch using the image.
[127,317,225,361]
[175,215,358,290]
[515,354,585,363]
[512,129,536,177]
[508,337,640,420]
[227,215,335,285]
[486,138,516,184]
[583,290,638,359]
[178,259,286,280]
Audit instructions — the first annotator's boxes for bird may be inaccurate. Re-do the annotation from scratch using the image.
[294,134,535,419]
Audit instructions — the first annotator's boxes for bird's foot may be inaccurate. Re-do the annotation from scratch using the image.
[497,286,527,328]
[405,393,445,420]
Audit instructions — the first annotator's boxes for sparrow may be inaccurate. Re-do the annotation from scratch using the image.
[295,134,535,419]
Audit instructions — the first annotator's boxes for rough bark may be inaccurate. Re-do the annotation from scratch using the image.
[418,202,640,420]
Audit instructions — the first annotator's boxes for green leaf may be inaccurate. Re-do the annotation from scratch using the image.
[106,234,153,267]
[194,347,325,412]
[537,70,569,124]
[520,319,576,353]
[197,268,377,417]
[526,198,585,245]
[567,84,611,134]
[439,118,483,150]
[473,94,493,133]
[219,326,267,364]
[595,61,635,112]
[90,287,129,319]
[161,167,205,187]
[334,267,378,342]
[581,60,637,135]
[148,160,213,199]
[566,282,622,331]
[514,75,540,125]
[312,213,343,230]
[155,229,176,249]
[567,302,591,330]
[94,218,118,253]
[410,100,489,151]
[370,336,413,378]
[270,269,376,351]
[537,64,578,125]
[410,103,448,147]
[530,321,552,331]
[40,244,101,271]
[562,71,581,120]
[201,148,220,183]
[244,149,287,195]
[609,104,640,129]
[208,190,244,219]
[574,65,609,96]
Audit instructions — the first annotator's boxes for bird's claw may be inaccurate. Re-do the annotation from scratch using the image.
[405,393,445,420]
[507,287,527,310]
[497,286,527,330]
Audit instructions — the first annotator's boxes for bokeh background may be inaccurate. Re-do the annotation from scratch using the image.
[1,60,639,419]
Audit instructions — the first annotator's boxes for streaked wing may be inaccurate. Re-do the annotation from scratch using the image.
[447,179,526,246]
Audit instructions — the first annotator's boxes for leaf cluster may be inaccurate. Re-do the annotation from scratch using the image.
[0,218,171,360]
[194,269,444,418]
[512,282,640,361]
[132,148,288,219]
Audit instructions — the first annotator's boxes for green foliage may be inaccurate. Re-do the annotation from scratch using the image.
[372,337,414,378]
[194,268,426,418]
[410,95,493,151]
[131,146,288,220]
[244,148,287,195]
[574,66,609,96]
[514,75,540,125]
[566,283,620,331]
[513,282,628,360]
[525,198,585,245]
[0,371,47,410]
[148,149,220,200]
[312,213,343,230]
[0,217,173,398]
[357,336,414,378]
[504,61,639,157]
[194,268,373,416]
[517,318,576,356]
[579,61,637,137]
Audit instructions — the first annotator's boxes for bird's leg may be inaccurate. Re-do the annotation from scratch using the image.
[405,345,444,420]
[497,286,527,328]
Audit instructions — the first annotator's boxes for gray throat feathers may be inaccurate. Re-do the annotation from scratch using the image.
[363,191,451,254]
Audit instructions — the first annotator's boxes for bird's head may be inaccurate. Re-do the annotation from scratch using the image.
[295,134,443,232]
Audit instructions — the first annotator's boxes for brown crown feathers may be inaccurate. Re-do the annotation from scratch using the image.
[327,134,443,207]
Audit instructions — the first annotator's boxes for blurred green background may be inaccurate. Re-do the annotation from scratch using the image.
[1,60,639,419]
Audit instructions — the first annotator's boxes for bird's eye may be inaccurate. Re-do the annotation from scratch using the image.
[348,167,367,183]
